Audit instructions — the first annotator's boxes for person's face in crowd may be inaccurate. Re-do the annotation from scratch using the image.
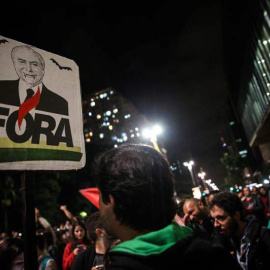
[183,200,206,225]
[210,205,238,236]
[12,47,45,87]
[259,187,266,196]
[243,187,251,197]
[74,225,85,241]
[10,252,24,270]
[252,186,257,193]
[98,192,118,239]
[237,191,244,199]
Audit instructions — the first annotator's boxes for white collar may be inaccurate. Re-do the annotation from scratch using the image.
[19,80,43,104]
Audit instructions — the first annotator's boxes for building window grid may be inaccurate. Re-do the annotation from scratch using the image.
[240,3,270,142]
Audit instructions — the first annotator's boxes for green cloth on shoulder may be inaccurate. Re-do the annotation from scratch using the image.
[111,221,192,256]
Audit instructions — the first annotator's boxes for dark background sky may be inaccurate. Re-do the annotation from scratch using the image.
[1,0,229,184]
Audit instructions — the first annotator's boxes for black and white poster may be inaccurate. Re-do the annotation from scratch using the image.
[0,35,85,170]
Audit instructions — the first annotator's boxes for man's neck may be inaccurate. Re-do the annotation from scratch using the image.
[95,237,110,254]
[117,226,151,242]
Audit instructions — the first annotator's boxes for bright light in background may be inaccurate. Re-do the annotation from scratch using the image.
[142,125,162,139]
[198,171,206,179]
[183,160,194,170]
[192,187,201,199]
[142,125,163,153]
[153,125,162,135]
[142,128,152,139]
[79,211,87,218]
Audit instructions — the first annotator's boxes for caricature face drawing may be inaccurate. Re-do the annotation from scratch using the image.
[11,46,45,88]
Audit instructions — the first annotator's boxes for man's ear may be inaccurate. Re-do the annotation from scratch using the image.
[95,228,105,236]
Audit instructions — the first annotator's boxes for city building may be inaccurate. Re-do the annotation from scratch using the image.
[82,87,166,163]
[222,0,270,182]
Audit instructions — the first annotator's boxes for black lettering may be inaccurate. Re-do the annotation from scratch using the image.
[6,111,33,143]
[32,114,56,145]
[0,107,9,127]
[54,118,73,147]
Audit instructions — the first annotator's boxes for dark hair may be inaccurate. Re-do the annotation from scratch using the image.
[0,237,24,270]
[85,211,103,242]
[209,191,245,220]
[94,143,176,231]
[36,234,45,250]
[70,220,90,249]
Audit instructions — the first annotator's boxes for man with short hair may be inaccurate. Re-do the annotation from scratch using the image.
[93,143,242,270]
[183,197,214,235]
[209,191,270,270]
[71,211,114,270]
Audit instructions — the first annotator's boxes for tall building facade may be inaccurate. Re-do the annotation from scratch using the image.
[82,87,155,157]
[223,0,270,177]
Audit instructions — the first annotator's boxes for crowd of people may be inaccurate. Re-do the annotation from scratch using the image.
[0,143,270,269]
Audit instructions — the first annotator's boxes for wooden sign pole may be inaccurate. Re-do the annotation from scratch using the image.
[21,171,38,270]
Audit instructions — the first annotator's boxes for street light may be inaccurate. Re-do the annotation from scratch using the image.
[183,160,196,186]
[198,167,207,190]
[142,125,162,153]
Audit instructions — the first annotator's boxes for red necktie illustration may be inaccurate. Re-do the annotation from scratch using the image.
[18,86,41,130]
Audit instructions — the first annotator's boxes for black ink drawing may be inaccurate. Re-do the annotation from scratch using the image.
[0,39,9,44]
[50,58,72,71]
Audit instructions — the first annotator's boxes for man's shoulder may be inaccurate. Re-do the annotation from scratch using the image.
[42,85,67,103]
[0,79,18,90]
[108,233,241,270]
[38,84,69,116]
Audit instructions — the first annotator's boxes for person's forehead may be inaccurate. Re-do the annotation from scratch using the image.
[15,48,39,60]
[210,205,225,214]
[184,200,197,210]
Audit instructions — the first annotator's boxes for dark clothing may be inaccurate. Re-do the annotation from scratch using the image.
[106,222,241,270]
[71,243,102,270]
[0,79,69,116]
[242,195,265,223]
[232,218,270,270]
[49,242,66,270]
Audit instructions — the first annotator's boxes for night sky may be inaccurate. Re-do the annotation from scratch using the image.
[1,0,228,184]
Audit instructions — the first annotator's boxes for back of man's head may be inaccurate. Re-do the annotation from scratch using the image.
[94,143,176,231]
[86,211,103,242]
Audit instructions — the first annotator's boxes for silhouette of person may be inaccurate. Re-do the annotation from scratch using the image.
[0,44,69,116]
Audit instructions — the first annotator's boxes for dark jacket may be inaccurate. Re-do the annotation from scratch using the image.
[240,218,270,270]
[105,222,241,270]
[0,79,69,116]
[71,243,97,270]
